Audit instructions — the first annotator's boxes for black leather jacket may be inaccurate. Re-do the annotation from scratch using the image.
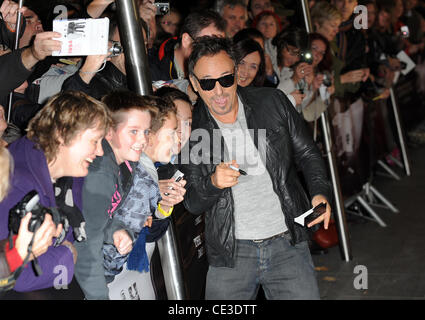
[181,86,332,268]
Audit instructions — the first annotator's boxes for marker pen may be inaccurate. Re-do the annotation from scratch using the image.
[229,165,247,176]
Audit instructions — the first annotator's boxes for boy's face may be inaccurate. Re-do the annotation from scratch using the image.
[149,112,178,163]
[173,99,193,154]
[107,109,152,164]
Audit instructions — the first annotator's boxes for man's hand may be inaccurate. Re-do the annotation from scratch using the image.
[78,53,110,84]
[21,32,62,70]
[211,160,241,189]
[340,69,365,84]
[30,31,62,61]
[307,194,331,229]
[0,0,26,29]
[113,229,133,255]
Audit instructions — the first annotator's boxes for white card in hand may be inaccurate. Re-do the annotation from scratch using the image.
[52,18,109,56]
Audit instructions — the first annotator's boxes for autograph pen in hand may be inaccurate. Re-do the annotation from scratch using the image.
[229,165,247,176]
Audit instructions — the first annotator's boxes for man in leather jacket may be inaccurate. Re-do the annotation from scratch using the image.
[181,36,332,299]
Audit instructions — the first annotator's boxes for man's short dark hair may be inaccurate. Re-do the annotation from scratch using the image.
[180,10,226,39]
[188,36,235,76]
[233,27,265,44]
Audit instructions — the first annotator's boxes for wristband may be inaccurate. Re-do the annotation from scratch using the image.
[157,203,173,217]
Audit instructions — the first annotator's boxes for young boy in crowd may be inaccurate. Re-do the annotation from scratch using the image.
[74,90,159,300]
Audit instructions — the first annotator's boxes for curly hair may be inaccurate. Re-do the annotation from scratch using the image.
[27,91,112,163]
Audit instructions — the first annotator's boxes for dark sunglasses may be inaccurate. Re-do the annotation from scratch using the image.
[192,73,235,91]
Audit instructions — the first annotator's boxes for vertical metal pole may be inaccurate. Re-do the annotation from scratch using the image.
[115,0,152,95]
[115,0,185,300]
[156,221,186,300]
[389,87,411,176]
[320,112,352,261]
[7,0,24,123]
[300,0,352,261]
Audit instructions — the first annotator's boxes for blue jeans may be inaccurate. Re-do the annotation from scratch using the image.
[205,233,320,300]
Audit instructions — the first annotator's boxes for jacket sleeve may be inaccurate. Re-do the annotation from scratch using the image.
[73,170,116,300]
[276,90,332,202]
[0,49,32,98]
[181,162,224,215]
[13,244,75,292]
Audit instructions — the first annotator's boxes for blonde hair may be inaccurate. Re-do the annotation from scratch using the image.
[311,1,342,29]
[27,91,112,163]
[0,147,12,201]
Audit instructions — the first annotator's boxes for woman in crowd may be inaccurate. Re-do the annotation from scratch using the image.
[274,28,311,109]
[233,38,266,87]
[233,27,279,86]
[0,91,111,292]
[311,1,368,112]
[301,32,335,123]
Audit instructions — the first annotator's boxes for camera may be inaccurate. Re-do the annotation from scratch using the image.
[8,190,68,243]
[299,50,313,65]
[109,40,123,57]
[400,26,410,39]
[321,71,332,87]
[155,2,170,15]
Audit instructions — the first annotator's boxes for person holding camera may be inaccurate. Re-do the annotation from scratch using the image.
[274,28,311,110]
[0,146,60,292]
[300,32,335,123]
[0,91,111,292]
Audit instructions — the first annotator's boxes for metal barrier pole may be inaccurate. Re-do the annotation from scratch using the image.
[300,0,352,261]
[115,0,152,95]
[7,0,24,123]
[115,0,185,299]
[156,220,186,300]
[389,87,411,176]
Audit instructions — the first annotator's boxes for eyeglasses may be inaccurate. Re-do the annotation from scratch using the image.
[192,73,235,91]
